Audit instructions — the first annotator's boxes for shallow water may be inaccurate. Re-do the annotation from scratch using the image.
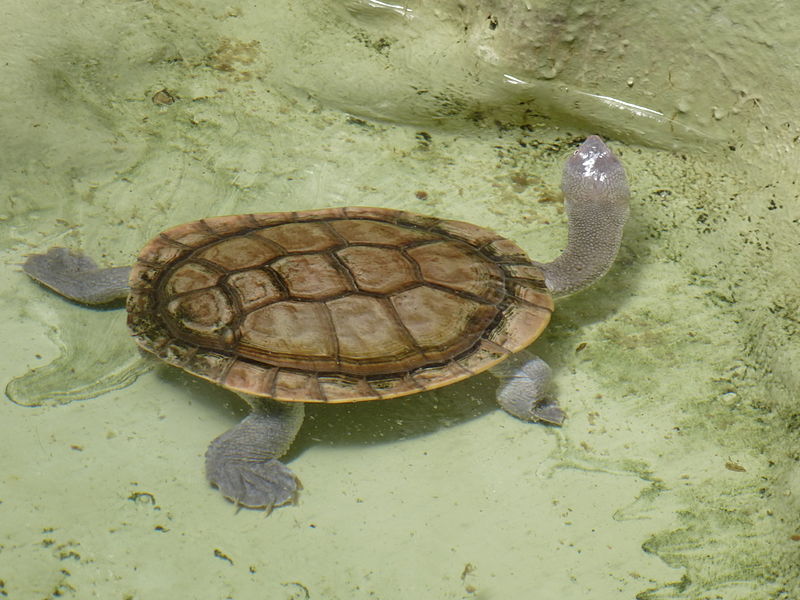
[1,1,798,598]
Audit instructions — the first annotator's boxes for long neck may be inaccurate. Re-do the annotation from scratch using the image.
[534,199,627,297]
[532,135,630,298]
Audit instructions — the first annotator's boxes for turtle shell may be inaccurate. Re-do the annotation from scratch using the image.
[127,207,553,402]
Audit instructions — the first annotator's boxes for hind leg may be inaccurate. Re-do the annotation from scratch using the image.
[205,396,305,512]
[23,247,131,305]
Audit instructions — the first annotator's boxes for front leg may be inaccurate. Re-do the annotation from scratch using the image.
[205,395,305,512]
[491,353,565,426]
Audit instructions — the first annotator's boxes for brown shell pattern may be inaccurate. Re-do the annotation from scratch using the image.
[127,207,553,403]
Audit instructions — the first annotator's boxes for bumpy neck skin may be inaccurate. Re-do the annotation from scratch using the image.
[533,136,630,297]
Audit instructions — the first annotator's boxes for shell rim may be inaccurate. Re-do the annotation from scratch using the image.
[126,206,554,403]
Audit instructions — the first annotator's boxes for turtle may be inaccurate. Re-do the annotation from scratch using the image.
[22,135,630,512]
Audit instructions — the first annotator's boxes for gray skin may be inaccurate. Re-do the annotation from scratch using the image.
[22,135,630,512]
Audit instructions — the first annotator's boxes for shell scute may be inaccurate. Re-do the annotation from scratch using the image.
[254,221,343,252]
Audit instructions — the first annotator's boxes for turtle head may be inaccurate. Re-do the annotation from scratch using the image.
[562,135,630,218]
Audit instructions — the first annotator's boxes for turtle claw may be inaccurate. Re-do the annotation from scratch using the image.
[207,457,301,512]
[528,397,565,426]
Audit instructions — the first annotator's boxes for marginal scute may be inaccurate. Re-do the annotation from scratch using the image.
[128,263,161,291]
[317,374,374,402]
[137,238,185,265]
[457,339,511,372]
[483,238,531,262]
[185,351,233,381]
[200,214,253,236]
[504,264,547,281]
[161,220,222,248]
[411,360,472,388]
[485,304,553,352]
[434,219,502,246]
[126,207,553,403]
[157,338,197,365]
[273,370,323,402]
[223,359,276,395]
[365,373,425,398]
[507,280,553,309]
[126,288,153,313]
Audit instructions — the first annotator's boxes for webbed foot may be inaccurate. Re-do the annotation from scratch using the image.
[206,454,301,511]
[492,354,565,426]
